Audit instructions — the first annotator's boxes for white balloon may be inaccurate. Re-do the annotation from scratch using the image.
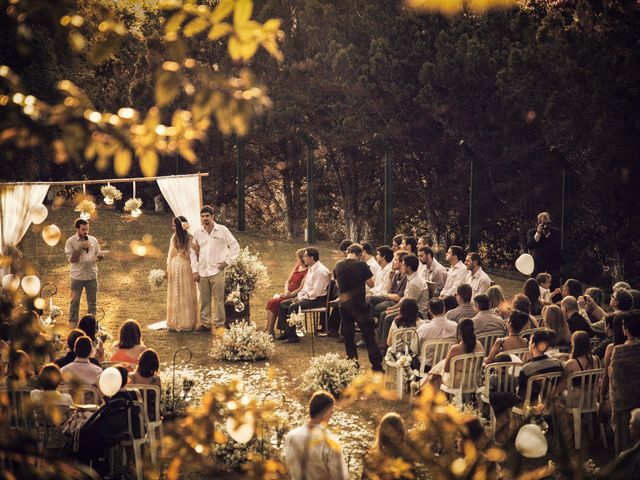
[2,274,20,292]
[29,204,48,225]
[42,224,61,247]
[515,424,548,458]
[99,367,123,397]
[226,412,255,444]
[21,275,41,297]
[515,253,535,276]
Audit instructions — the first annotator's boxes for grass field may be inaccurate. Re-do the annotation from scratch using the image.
[19,205,530,475]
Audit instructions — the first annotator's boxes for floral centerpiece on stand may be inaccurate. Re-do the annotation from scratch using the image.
[159,368,195,418]
[300,353,359,397]
[224,247,270,298]
[211,321,274,362]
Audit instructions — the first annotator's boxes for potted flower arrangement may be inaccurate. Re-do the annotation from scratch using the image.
[224,247,270,323]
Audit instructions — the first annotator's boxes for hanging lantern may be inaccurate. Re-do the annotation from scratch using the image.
[29,204,48,225]
[21,275,41,297]
[42,224,62,247]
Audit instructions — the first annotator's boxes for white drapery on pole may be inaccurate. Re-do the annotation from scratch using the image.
[156,175,201,234]
[0,184,50,276]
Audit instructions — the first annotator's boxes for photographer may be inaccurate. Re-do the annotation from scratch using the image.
[526,212,563,289]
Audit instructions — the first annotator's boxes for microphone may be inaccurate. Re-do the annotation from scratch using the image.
[83,235,89,253]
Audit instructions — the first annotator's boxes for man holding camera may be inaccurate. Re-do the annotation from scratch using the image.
[526,211,563,289]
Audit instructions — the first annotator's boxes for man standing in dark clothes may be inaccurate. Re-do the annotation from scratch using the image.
[526,212,563,289]
[334,243,383,372]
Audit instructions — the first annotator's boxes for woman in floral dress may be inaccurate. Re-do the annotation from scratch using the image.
[166,216,198,331]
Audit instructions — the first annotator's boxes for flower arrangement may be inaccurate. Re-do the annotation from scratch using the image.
[74,199,96,220]
[211,321,275,362]
[124,198,142,213]
[100,185,122,205]
[211,437,263,471]
[50,304,62,319]
[299,353,359,397]
[384,350,418,393]
[224,247,270,297]
[148,269,167,290]
[159,368,192,417]
[226,289,242,304]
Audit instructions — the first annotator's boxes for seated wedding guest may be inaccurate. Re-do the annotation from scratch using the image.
[440,245,468,298]
[600,312,628,424]
[524,278,544,316]
[593,313,616,359]
[610,310,640,454]
[78,314,105,362]
[361,242,380,277]
[362,412,415,480]
[490,329,563,440]
[61,336,103,386]
[559,331,598,394]
[488,285,511,320]
[277,248,331,343]
[484,310,530,364]
[443,295,458,313]
[387,299,425,348]
[536,273,553,303]
[445,284,475,323]
[471,294,506,336]
[411,298,457,370]
[5,349,36,389]
[367,246,394,299]
[562,278,584,299]
[585,287,604,311]
[284,390,348,480]
[599,407,640,479]
[561,296,594,336]
[464,252,491,296]
[540,304,572,351]
[129,349,161,388]
[400,236,417,255]
[428,318,483,390]
[590,287,633,335]
[391,235,404,251]
[373,251,408,344]
[417,246,447,295]
[109,319,147,365]
[30,363,72,407]
[512,294,539,328]
[264,248,308,336]
[54,328,101,369]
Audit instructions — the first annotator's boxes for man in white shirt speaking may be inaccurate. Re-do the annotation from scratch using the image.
[190,205,240,332]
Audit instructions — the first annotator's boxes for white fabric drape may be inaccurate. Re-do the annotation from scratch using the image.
[0,184,50,276]
[156,175,201,234]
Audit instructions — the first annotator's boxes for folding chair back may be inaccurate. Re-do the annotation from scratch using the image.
[5,387,35,430]
[477,332,502,355]
[508,348,530,362]
[59,384,102,405]
[418,338,456,375]
[441,352,485,404]
[520,371,563,415]
[566,368,603,413]
[390,328,418,356]
[128,384,162,464]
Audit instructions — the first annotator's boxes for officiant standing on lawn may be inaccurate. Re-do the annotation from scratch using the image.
[191,205,240,332]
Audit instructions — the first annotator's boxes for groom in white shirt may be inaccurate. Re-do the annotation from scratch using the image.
[190,205,240,331]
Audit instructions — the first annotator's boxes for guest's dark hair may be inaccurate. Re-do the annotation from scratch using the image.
[443,295,458,312]
[38,363,63,391]
[309,390,335,419]
[532,329,552,350]
[448,245,465,262]
[376,246,394,263]
[200,205,214,215]
[523,279,544,316]
[74,218,88,229]
[467,252,482,265]
[457,284,473,303]
[346,243,363,256]
[117,319,142,349]
[402,255,419,272]
[67,328,86,350]
[513,294,531,315]
[541,305,571,345]
[136,349,160,378]
[473,294,490,311]
[418,235,434,247]
[403,236,417,253]
[509,310,529,334]
[304,248,319,262]
[614,289,634,311]
[458,319,476,353]
[392,235,404,248]
[395,251,409,263]
[418,246,434,258]
[339,239,353,252]
[613,312,628,345]
[429,298,445,316]
[74,336,92,358]
[536,273,551,285]
[585,287,604,308]
[622,310,640,338]
[362,242,374,255]
[564,279,583,298]
[115,366,129,392]
[570,331,594,368]
[396,299,419,328]
[78,315,98,341]
[173,216,190,253]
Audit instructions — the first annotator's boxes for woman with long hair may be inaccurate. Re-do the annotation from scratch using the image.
[166,216,198,331]
[560,331,597,393]
[386,299,423,347]
[487,285,510,320]
[541,304,572,350]
[362,412,415,479]
[523,278,544,316]
[109,319,146,365]
[78,314,104,362]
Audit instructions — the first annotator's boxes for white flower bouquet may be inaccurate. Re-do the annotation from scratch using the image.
[211,437,263,471]
[211,321,275,362]
[224,247,270,297]
[385,350,419,393]
[124,197,142,212]
[299,353,359,397]
[100,185,122,205]
[74,199,96,219]
[50,304,62,319]
[286,311,302,327]
[148,269,167,290]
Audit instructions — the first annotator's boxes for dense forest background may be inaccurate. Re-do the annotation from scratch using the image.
[1,0,639,287]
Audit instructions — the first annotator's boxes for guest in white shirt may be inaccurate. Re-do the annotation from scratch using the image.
[190,205,240,331]
[362,242,380,278]
[440,245,468,298]
[536,273,552,303]
[277,248,330,342]
[60,336,103,386]
[465,252,492,297]
[368,246,394,298]
[418,246,448,296]
[285,390,348,480]
[31,363,73,407]
[411,298,457,368]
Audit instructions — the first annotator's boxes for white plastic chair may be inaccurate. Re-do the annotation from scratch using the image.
[440,352,485,405]
[519,327,545,340]
[512,371,563,427]
[418,338,457,376]
[115,399,149,480]
[33,403,71,453]
[128,384,162,464]
[477,362,520,439]
[565,368,607,449]
[384,328,418,399]
[59,384,102,406]
[508,348,530,362]
[4,387,35,431]
[477,332,502,355]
